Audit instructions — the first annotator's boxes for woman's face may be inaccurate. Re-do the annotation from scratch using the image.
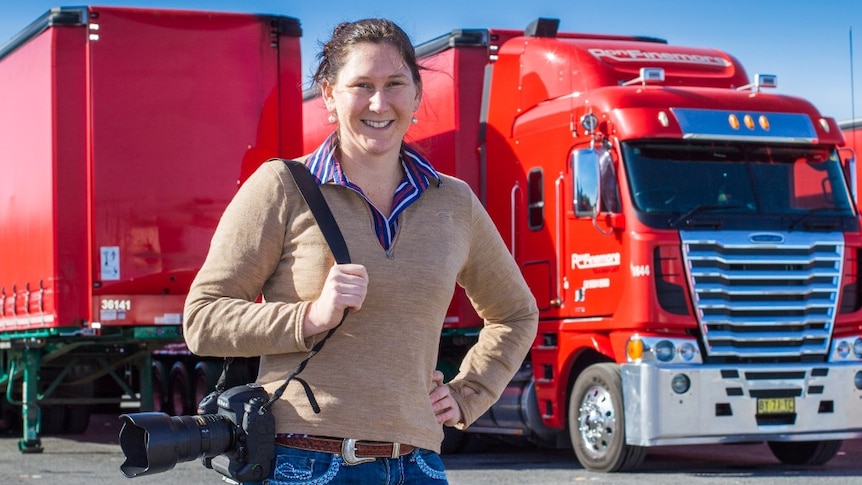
[322,42,421,163]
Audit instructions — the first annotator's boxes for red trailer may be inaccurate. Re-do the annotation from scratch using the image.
[0,5,303,452]
[305,19,862,471]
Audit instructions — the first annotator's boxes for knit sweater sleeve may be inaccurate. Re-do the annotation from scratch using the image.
[447,190,539,428]
[183,161,316,357]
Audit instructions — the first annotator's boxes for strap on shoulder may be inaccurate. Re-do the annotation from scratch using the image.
[283,159,350,265]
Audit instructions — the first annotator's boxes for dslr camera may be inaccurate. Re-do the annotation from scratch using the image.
[119,383,275,482]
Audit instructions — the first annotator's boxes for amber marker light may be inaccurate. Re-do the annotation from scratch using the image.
[627,337,644,362]
[744,114,755,130]
[758,115,770,131]
[728,114,740,130]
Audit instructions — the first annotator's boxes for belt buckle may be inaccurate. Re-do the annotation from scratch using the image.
[341,438,376,466]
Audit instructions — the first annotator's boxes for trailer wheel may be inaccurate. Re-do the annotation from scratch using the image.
[193,361,222,411]
[65,405,91,434]
[440,427,468,455]
[767,440,842,465]
[40,406,66,435]
[150,360,168,413]
[569,363,646,472]
[0,404,22,435]
[168,362,192,416]
[64,365,94,434]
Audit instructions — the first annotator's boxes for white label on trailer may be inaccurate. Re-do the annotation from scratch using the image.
[100,246,120,281]
[155,313,182,325]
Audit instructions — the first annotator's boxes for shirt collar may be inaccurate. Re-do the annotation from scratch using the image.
[305,132,442,189]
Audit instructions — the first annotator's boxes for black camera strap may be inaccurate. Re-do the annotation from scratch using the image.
[260,160,351,413]
[214,159,350,415]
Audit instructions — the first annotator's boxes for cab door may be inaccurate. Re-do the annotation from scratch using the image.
[566,147,627,318]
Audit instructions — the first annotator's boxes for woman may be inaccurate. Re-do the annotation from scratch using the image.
[183,18,538,484]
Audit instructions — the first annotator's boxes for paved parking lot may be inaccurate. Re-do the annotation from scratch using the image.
[1,414,860,484]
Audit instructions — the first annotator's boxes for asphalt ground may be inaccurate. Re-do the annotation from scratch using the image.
[0,414,860,484]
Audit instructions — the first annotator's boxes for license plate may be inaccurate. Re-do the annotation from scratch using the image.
[757,397,795,415]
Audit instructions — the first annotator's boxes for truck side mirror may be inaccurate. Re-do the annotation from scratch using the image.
[572,149,600,218]
[838,147,857,206]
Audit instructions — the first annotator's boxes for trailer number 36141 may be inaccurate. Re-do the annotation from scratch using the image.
[101,299,132,311]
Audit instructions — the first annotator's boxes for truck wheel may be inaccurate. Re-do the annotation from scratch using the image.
[168,362,192,416]
[569,363,646,472]
[767,440,842,465]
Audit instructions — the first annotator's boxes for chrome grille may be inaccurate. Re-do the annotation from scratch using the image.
[681,230,843,359]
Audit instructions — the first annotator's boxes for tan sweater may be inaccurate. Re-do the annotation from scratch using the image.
[183,159,538,453]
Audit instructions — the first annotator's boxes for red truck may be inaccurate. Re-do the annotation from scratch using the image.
[0,6,302,452]
[304,18,862,472]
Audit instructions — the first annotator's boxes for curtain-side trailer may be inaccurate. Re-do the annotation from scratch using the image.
[0,5,302,452]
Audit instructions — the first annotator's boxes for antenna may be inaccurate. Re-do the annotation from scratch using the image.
[851,27,859,206]
[852,27,856,127]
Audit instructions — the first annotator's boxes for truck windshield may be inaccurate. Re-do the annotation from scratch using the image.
[621,141,857,230]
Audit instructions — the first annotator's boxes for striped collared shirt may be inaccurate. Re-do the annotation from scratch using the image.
[305,133,442,252]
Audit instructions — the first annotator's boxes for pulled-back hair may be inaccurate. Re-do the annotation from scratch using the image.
[312,19,422,92]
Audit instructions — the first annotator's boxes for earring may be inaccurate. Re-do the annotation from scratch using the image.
[327,113,337,124]
[411,116,418,124]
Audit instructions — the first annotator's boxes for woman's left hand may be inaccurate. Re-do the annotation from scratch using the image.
[429,370,462,426]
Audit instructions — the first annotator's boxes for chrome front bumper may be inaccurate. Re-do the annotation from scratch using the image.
[622,362,862,446]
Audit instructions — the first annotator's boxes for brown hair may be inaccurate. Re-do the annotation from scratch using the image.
[312,19,422,93]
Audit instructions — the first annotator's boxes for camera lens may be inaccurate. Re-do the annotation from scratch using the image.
[119,412,234,478]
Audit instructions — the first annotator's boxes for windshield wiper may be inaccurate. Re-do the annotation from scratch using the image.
[788,207,842,232]
[668,204,744,228]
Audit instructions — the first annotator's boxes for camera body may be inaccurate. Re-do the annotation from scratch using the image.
[119,383,275,480]
[199,383,276,482]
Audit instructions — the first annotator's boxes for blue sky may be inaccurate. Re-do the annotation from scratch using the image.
[3,1,861,123]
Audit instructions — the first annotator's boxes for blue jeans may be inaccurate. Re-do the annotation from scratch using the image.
[244,445,449,484]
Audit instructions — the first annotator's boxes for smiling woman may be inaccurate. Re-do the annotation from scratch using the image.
[181,16,538,485]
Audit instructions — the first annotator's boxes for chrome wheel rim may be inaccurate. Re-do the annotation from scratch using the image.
[578,384,616,458]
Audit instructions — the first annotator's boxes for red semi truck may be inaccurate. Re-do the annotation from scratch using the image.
[0,6,303,452]
[304,18,862,471]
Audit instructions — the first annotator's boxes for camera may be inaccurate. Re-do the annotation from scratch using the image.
[118,383,275,482]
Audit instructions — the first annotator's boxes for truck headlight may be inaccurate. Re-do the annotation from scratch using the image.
[837,340,851,359]
[671,373,691,394]
[679,342,697,361]
[655,340,675,362]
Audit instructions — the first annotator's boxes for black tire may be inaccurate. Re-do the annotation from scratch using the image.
[168,362,192,416]
[193,361,222,412]
[40,406,66,435]
[0,403,22,435]
[440,427,467,455]
[63,364,94,434]
[569,363,646,472]
[65,405,91,434]
[151,360,168,413]
[767,440,843,465]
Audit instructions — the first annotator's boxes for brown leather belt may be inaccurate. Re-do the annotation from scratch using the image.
[275,435,415,465]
